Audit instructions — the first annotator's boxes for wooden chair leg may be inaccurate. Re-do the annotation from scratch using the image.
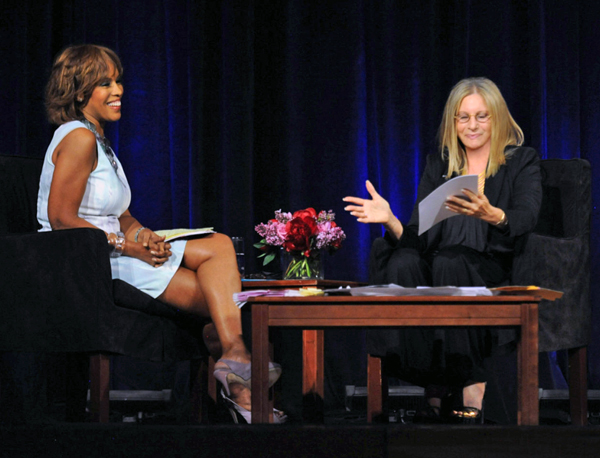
[65,353,90,422]
[208,356,217,403]
[89,353,110,423]
[367,354,388,423]
[568,346,588,426]
[190,356,218,424]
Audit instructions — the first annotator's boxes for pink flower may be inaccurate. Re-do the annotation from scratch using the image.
[255,208,345,265]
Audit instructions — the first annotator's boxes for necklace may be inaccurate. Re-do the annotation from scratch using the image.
[79,118,119,173]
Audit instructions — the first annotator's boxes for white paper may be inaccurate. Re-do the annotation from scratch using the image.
[418,174,479,235]
[324,284,493,297]
[154,227,215,242]
[233,289,305,308]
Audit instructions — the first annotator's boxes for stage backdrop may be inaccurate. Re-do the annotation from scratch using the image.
[2,0,599,407]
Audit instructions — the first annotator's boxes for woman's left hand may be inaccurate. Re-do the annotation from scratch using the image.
[137,229,172,265]
[445,189,504,225]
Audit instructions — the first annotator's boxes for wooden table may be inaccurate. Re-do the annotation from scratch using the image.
[248,294,541,425]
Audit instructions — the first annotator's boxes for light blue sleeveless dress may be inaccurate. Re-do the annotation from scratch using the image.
[37,120,187,298]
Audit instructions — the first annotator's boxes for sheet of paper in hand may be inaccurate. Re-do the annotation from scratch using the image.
[418,174,479,235]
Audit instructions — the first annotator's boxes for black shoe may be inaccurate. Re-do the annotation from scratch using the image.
[413,404,443,424]
[449,406,483,425]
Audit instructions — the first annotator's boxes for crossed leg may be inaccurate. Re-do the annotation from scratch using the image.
[158,233,248,362]
[158,233,252,408]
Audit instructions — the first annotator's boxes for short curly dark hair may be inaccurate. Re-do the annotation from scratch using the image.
[45,44,123,125]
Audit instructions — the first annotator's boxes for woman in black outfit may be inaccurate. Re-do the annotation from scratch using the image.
[343,77,542,423]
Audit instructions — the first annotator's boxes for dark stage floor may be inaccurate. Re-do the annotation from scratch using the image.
[2,423,600,458]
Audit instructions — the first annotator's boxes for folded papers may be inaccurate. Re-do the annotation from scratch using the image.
[233,284,563,308]
[418,174,479,235]
[324,284,493,296]
[154,228,214,242]
[233,287,324,308]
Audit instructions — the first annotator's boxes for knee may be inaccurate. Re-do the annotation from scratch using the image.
[386,248,427,284]
[216,233,235,249]
[188,233,235,261]
[431,247,469,276]
[370,237,388,254]
[208,233,235,255]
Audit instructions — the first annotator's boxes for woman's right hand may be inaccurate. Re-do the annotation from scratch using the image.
[343,180,404,240]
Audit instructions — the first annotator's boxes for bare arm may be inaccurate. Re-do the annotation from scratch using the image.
[48,128,99,230]
[47,128,169,267]
[343,180,404,241]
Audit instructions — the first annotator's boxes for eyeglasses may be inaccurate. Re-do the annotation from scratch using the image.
[454,112,491,124]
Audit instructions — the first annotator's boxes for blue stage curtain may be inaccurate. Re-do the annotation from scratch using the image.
[3,0,600,407]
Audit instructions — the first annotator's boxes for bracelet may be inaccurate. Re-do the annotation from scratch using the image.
[134,226,148,243]
[109,231,126,258]
[495,211,507,227]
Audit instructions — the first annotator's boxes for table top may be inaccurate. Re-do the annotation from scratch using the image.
[246,294,542,304]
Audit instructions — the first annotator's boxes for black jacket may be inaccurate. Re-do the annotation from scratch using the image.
[387,146,542,267]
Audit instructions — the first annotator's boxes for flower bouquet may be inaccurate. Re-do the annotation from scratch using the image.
[254,208,346,279]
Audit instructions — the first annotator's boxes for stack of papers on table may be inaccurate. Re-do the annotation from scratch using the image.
[324,284,493,296]
[233,287,325,308]
[323,284,563,300]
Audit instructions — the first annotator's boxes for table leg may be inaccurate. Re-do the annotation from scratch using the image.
[302,330,324,397]
[367,354,388,422]
[517,302,539,425]
[251,304,271,423]
[302,330,324,422]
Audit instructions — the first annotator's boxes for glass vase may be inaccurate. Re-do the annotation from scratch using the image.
[281,249,324,280]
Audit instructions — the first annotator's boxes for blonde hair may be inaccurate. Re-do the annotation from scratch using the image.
[45,44,123,125]
[438,77,524,178]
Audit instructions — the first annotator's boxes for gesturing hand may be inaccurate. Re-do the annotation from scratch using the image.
[343,180,394,224]
[343,180,404,239]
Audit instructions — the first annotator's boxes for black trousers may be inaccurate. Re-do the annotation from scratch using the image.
[367,238,510,390]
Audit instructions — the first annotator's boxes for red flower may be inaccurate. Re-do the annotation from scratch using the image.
[283,216,317,254]
[292,208,317,220]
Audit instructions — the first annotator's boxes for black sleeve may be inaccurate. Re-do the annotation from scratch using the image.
[504,147,542,238]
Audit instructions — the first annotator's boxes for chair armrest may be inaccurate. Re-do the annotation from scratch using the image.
[0,228,115,351]
[512,232,590,352]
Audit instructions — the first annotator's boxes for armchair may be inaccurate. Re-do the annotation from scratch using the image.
[0,155,214,423]
[366,158,591,425]
[512,158,591,425]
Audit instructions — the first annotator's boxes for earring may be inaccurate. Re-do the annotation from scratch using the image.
[77,97,83,102]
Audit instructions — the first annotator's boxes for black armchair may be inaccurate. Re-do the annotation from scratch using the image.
[0,155,213,423]
[365,158,592,425]
[512,158,591,425]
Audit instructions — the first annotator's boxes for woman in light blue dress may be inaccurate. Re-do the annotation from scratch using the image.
[38,44,280,419]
